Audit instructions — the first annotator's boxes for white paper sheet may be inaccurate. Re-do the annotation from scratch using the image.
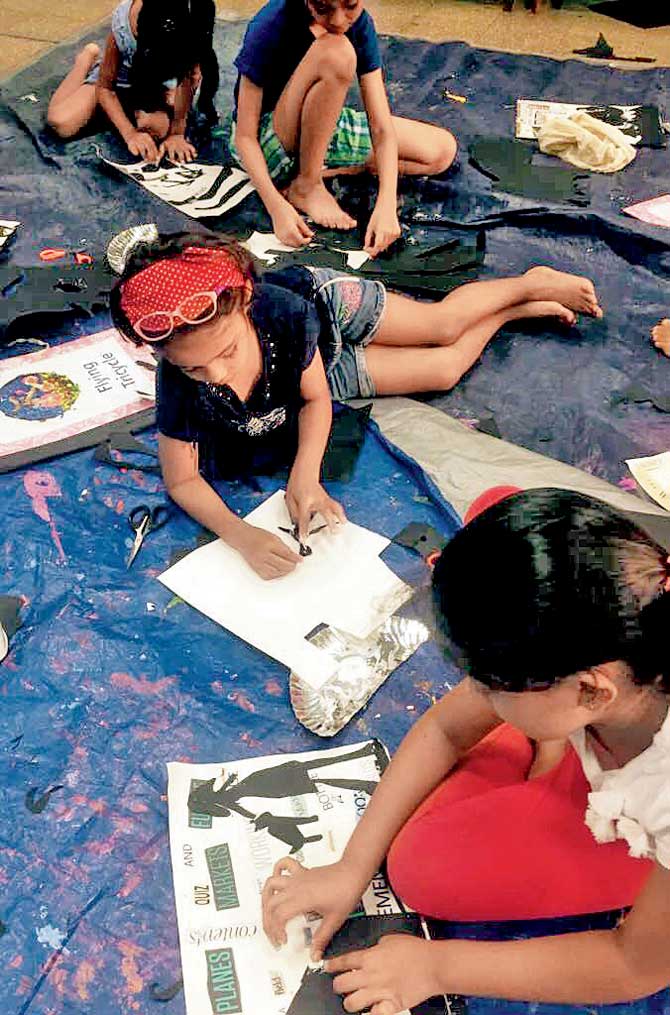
[158,490,408,688]
[167,741,410,1015]
[515,100,648,144]
[241,230,371,271]
[626,451,670,511]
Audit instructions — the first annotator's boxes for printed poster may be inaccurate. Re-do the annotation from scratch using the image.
[168,740,417,1015]
[0,329,155,464]
[626,451,670,511]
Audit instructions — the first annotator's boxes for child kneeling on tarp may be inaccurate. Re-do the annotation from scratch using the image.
[111,233,602,579]
[262,487,670,1011]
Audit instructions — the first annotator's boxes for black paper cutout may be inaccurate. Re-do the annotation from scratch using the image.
[0,263,114,339]
[393,523,447,559]
[93,431,162,474]
[470,138,590,206]
[0,596,23,639]
[149,978,184,1002]
[25,784,64,814]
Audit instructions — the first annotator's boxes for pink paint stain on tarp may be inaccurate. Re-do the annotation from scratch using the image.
[23,470,66,561]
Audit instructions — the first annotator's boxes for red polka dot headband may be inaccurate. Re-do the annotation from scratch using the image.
[119,246,247,330]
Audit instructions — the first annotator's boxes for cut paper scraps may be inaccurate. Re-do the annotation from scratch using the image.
[623,194,670,229]
[0,329,155,472]
[0,220,19,252]
[96,148,256,219]
[626,451,670,512]
[167,740,418,1015]
[159,490,412,689]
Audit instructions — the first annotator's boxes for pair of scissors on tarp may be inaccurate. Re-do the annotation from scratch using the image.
[127,503,171,568]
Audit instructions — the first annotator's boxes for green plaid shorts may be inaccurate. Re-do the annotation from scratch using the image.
[229,107,372,184]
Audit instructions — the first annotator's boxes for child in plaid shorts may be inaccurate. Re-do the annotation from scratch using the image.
[230,0,457,257]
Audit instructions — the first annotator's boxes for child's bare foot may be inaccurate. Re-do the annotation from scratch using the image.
[524,266,602,317]
[651,318,670,357]
[77,42,101,70]
[510,300,576,327]
[527,738,567,779]
[285,178,356,231]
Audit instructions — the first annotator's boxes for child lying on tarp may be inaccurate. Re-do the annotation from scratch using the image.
[262,487,670,1012]
[111,232,602,579]
[47,0,218,162]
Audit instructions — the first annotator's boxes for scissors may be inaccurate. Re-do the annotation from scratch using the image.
[127,503,171,568]
[278,522,327,557]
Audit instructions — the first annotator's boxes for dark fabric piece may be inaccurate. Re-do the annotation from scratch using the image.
[573,34,656,65]
[156,280,320,478]
[590,1,670,29]
[233,0,381,118]
[469,138,591,206]
[0,263,114,339]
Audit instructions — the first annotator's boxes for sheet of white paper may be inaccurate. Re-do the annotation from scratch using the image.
[346,250,370,270]
[167,741,408,1015]
[515,100,646,144]
[0,219,19,250]
[159,490,407,687]
[626,451,670,511]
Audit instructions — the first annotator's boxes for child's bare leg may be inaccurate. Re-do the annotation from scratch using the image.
[47,43,100,138]
[373,269,601,348]
[365,300,575,395]
[273,35,357,230]
[365,115,457,176]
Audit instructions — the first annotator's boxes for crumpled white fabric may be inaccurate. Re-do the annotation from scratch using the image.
[571,707,670,867]
[537,111,637,174]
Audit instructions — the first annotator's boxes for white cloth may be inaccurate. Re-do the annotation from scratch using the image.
[570,707,670,867]
[537,111,636,174]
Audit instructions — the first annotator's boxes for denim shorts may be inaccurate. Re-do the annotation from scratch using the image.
[303,267,386,400]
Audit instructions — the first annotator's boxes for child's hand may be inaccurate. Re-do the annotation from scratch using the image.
[262,856,369,959]
[235,524,302,580]
[126,130,160,163]
[364,203,401,258]
[272,199,314,248]
[326,935,442,1014]
[160,134,197,163]
[285,478,346,541]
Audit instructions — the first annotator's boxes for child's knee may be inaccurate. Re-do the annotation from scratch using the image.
[46,108,80,139]
[427,128,457,175]
[314,33,356,83]
[434,349,467,390]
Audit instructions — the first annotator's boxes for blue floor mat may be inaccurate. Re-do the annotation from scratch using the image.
[1,24,670,1015]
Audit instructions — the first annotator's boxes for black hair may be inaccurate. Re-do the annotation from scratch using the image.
[432,488,670,693]
[130,0,217,113]
[110,231,256,347]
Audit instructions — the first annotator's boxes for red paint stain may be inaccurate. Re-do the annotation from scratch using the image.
[210,679,224,695]
[265,679,282,696]
[240,731,262,749]
[111,672,175,695]
[74,960,96,1001]
[119,940,144,1004]
[228,690,255,713]
[119,870,143,899]
[9,955,22,969]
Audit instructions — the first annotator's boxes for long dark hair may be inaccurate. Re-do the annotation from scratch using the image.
[110,231,256,347]
[130,0,216,112]
[432,488,670,692]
